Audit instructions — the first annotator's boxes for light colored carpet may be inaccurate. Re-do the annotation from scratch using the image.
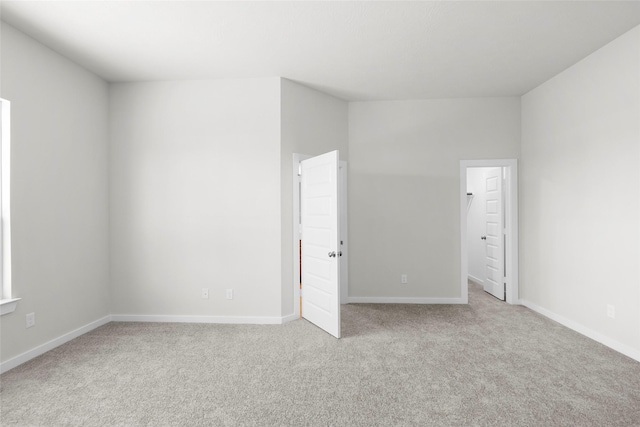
[2,282,640,426]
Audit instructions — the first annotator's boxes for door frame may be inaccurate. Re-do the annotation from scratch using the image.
[293,153,348,318]
[460,159,519,304]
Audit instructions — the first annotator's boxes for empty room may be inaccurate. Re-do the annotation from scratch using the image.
[1,1,639,425]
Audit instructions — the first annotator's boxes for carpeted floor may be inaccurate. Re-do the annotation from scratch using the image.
[1,282,640,426]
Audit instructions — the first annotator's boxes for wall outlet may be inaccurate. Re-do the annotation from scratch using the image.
[607,304,615,319]
[201,288,209,299]
[26,312,35,328]
[226,289,233,300]
[401,274,408,284]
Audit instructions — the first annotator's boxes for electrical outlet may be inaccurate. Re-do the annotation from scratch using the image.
[26,312,35,328]
[201,288,209,299]
[401,274,408,284]
[226,289,233,300]
[607,304,615,319]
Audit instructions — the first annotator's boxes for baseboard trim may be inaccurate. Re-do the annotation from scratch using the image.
[111,314,292,325]
[281,313,300,323]
[347,296,465,304]
[468,275,484,286]
[520,299,640,363]
[2,312,299,373]
[0,315,112,374]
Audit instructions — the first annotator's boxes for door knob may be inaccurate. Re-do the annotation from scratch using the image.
[480,236,487,240]
[328,251,336,258]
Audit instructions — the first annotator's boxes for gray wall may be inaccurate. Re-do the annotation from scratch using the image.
[0,23,110,362]
[348,98,521,300]
[109,78,283,318]
[521,25,640,353]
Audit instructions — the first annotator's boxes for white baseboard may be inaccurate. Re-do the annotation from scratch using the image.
[468,275,484,286]
[520,299,640,363]
[1,312,300,373]
[0,315,111,374]
[111,314,293,325]
[347,296,465,304]
[281,313,300,323]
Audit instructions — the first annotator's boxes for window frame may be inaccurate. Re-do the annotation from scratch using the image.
[0,98,18,315]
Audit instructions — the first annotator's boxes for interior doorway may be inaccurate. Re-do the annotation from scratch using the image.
[460,160,519,304]
[466,167,506,300]
[292,152,348,337]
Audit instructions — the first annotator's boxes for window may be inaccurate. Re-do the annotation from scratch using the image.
[0,98,17,315]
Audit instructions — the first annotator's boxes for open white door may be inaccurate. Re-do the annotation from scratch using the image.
[484,167,505,300]
[301,151,340,338]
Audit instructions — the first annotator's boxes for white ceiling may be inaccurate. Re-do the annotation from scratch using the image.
[1,1,639,101]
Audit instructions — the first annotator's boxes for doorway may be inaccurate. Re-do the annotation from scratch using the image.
[460,160,519,304]
[466,167,506,300]
[292,152,348,337]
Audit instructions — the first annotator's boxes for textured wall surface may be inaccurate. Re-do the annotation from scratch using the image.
[521,26,640,354]
[0,23,110,363]
[109,78,282,318]
[348,98,520,300]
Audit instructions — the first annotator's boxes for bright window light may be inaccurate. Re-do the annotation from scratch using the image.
[0,98,17,315]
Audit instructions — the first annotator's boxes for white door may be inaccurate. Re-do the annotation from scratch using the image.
[483,167,504,300]
[301,150,341,338]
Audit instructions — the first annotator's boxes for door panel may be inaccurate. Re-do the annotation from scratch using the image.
[301,151,340,338]
[484,167,504,300]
